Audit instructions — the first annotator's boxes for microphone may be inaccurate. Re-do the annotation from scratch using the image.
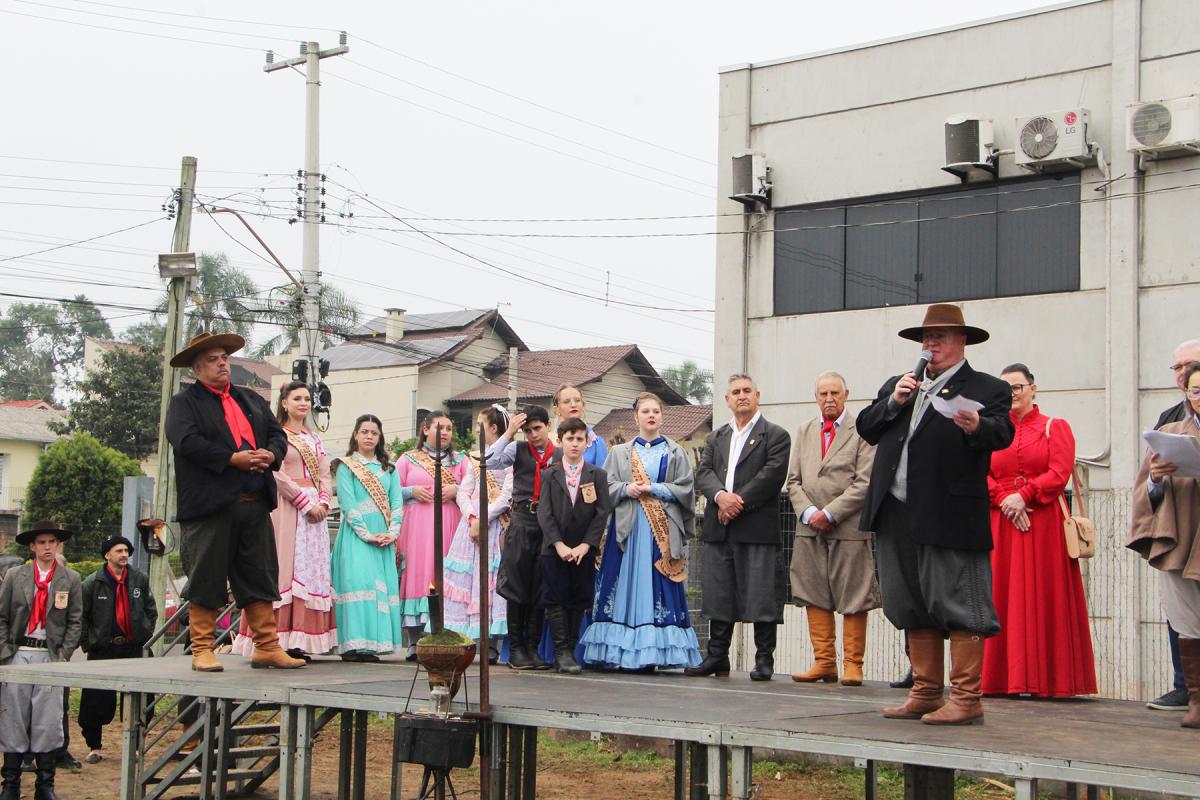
[900,351,933,398]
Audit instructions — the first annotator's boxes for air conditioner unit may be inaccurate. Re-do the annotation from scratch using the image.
[943,115,996,180]
[1014,109,1095,171]
[1127,95,1200,159]
[730,151,770,208]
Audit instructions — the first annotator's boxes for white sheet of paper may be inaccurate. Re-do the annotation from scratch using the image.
[929,394,984,419]
[1142,430,1200,479]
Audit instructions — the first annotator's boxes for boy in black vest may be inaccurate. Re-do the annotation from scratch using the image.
[486,405,560,670]
[536,417,612,674]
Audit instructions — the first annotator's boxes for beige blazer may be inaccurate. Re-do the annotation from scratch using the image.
[786,412,876,541]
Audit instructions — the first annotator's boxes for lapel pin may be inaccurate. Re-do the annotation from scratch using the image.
[749,439,756,445]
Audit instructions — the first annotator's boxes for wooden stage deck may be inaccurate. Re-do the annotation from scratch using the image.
[1,655,1197,799]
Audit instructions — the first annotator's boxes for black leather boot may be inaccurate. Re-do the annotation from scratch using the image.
[1,752,21,800]
[546,606,581,674]
[526,607,551,670]
[750,622,777,681]
[686,620,733,677]
[34,752,60,800]
[506,603,535,670]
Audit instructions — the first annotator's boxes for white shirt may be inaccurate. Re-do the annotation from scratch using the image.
[802,409,847,526]
[723,411,762,494]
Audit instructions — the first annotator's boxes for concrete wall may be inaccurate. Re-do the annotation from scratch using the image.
[716,0,1200,701]
[0,439,49,513]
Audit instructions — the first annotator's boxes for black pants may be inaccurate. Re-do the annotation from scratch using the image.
[180,497,280,610]
[78,645,143,750]
[538,553,595,610]
[497,510,541,606]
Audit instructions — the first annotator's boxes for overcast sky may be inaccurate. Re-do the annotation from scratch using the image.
[2,0,1052,378]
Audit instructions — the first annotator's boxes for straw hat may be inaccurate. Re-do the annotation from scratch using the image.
[169,331,246,368]
[897,303,989,345]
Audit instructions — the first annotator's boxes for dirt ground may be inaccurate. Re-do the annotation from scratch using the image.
[51,716,1013,800]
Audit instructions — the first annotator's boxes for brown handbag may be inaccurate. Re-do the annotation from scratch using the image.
[1045,418,1096,559]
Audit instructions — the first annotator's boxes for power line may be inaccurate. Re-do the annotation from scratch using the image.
[0,7,268,51]
[58,0,341,33]
[0,218,165,264]
[0,154,287,176]
[14,0,296,42]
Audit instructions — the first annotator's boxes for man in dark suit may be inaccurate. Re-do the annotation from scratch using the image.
[536,417,612,674]
[1147,338,1200,711]
[165,331,303,672]
[691,374,791,681]
[858,304,1013,725]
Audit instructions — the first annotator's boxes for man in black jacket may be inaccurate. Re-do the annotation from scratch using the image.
[691,374,791,681]
[77,535,156,763]
[164,332,303,672]
[858,304,1013,726]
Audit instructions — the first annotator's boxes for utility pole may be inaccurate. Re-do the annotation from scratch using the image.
[507,346,519,411]
[265,36,348,410]
[150,156,198,654]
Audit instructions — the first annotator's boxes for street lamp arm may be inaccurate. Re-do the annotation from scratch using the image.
[202,205,304,291]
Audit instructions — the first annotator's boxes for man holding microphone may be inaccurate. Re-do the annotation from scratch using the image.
[857,304,1013,725]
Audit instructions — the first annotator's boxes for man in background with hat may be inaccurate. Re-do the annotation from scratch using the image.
[165,331,303,671]
[0,521,82,800]
[76,535,157,764]
[858,303,1014,725]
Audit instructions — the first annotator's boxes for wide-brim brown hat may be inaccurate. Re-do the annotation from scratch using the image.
[898,303,989,345]
[17,520,75,545]
[170,331,245,368]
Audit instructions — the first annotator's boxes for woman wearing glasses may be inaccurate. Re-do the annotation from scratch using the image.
[982,363,1096,697]
[1130,363,1200,728]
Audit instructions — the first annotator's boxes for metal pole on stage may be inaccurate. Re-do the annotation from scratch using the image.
[430,424,445,633]
[477,423,492,800]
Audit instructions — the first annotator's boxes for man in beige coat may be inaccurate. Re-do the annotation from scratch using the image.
[787,372,879,686]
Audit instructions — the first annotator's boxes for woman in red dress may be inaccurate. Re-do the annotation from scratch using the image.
[983,363,1097,697]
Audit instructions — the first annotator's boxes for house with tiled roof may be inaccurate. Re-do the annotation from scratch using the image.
[84,337,280,403]
[593,404,713,451]
[446,344,689,432]
[0,403,67,545]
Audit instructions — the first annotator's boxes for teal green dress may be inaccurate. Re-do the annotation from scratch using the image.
[331,453,408,654]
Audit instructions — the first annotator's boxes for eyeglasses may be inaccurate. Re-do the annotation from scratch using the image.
[1009,384,1029,393]
[1171,361,1199,372]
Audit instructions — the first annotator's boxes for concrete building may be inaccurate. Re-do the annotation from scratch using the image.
[715,0,1198,699]
[0,402,66,546]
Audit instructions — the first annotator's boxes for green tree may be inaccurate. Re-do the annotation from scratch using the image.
[173,252,257,344]
[53,343,161,459]
[252,282,360,357]
[390,428,476,459]
[23,432,144,560]
[123,321,167,352]
[0,296,112,402]
[659,360,713,404]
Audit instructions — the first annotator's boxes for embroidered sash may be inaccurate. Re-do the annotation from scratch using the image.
[470,454,511,532]
[406,449,459,489]
[630,446,687,583]
[285,429,323,487]
[338,457,391,520]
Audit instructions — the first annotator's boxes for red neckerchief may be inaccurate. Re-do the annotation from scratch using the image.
[107,565,133,639]
[26,559,56,635]
[821,418,836,458]
[203,382,257,449]
[528,439,555,502]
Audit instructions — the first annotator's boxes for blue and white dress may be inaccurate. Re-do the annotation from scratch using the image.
[579,437,701,670]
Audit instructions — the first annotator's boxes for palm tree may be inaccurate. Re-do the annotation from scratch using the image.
[159,252,258,344]
[252,282,360,357]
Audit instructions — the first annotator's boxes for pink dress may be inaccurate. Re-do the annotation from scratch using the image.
[232,428,337,655]
[396,447,468,628]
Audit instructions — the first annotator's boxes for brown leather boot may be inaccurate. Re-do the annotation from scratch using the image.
[883,629,945,719]
[792,607,839,683]
[244,602,306,669]
[189,605,224,672]
[922,630,985,725]
[841,613,868,687]
[1179,637,1200,729]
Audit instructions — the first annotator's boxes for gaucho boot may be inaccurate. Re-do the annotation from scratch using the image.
[685,619,733,677]
[1,752,22,800]
[921,631,985,725]
[506,604,534,670]
[749,622,777,681]
[188,605,224,672]
[245,602,306,669]
[883,629,946,719]
[841,612,869,687]
[545,606,581,674]
[33,752,59,800]
[1179,637,1200,729]
[791,607,839,683]
[526,606,551,670]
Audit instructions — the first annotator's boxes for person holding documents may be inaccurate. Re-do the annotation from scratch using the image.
[858,303,1014,725]
[982,364,1096,698]
[1129,362,1200,729]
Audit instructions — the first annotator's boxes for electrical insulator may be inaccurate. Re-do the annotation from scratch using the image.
[266,50,274,65]
[339,31,348,46]
[299,42,308,54]
[296,169,304,178]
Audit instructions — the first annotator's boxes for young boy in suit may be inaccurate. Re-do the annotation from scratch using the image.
[537,417,612,674]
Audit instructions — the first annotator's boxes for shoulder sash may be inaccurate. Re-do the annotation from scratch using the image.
[630,446,686,583]
[338,457,391,520]
[285,430,323,486]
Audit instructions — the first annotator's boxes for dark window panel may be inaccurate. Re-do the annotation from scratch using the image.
[773,206,845,316]
[997,174,1080,296]
[918,187,997,302]
[845,201,919,309]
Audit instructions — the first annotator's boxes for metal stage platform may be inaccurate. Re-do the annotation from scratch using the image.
[1,655,1196,799]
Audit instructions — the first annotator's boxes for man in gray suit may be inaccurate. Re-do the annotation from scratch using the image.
[786,371,878,687]
[0,521,82,800]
